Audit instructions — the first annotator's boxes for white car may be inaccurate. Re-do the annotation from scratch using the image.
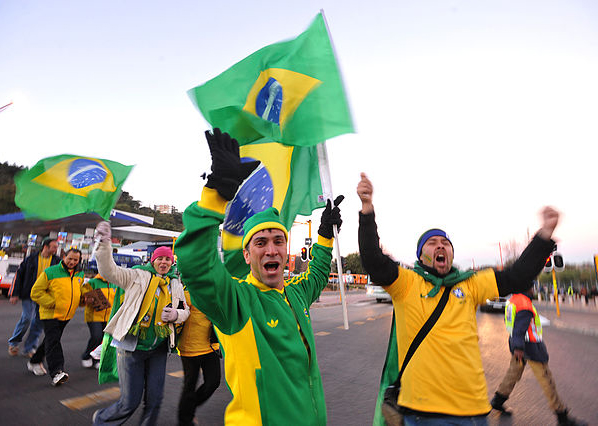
[0,258,22,298]
[366,284,391,303]
[480,296,510,313]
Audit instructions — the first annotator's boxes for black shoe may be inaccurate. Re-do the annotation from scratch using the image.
[556,409,588,426]
[490,392,512,415]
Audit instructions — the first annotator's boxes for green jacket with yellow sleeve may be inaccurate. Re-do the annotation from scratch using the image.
[175,187,332,426]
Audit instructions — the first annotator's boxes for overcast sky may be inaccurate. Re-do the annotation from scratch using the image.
[2,0,597,268]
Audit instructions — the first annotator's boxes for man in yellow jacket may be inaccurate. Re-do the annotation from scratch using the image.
[28,248,84,386]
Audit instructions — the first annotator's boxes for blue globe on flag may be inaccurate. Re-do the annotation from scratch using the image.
[68,159,108,189]
[223,157,274,237]
[255,77,283,124]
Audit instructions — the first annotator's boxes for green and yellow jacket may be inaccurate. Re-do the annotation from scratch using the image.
[175,187,332,426]
[31,262,84,321]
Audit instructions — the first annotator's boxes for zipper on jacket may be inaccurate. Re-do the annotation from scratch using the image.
[65,271,76,320]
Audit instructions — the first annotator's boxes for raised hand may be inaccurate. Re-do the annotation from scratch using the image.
[537,206,559,241]
[357,172,374,214]
[204,128,260,200]
[318,195,344,239]
[95,221,112,243]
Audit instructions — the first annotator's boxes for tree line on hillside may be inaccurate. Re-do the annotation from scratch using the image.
[0,161,183,231]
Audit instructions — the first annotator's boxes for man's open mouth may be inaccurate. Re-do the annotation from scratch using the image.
[435,254,446,264]
[264,261,280,272]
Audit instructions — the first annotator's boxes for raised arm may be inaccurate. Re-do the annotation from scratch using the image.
[494,207,559,296]
[288,196,342,303]
[175,129,259,333]
[357,173,399,286]
[94,221,139,290]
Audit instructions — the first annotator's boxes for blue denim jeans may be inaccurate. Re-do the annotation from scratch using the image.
[404,414,488,426]
[82,322,106,360]
[8,299,43,353]
[93,342,168,426]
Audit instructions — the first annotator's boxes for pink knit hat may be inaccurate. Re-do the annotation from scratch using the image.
[151,246,174,263]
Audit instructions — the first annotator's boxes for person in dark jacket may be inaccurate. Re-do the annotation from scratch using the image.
[8,238,60,357]
[491,289,587,426]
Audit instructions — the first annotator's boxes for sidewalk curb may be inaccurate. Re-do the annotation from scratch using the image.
[550,320,598,337]
[312,296,371,309]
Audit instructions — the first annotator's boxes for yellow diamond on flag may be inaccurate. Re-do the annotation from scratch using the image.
[243,68,321,131]
[33,157,117,197]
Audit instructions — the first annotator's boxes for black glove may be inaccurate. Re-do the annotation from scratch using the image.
[204,128,260,200]
[318,195,344,239]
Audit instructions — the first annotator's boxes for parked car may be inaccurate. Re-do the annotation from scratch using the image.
[480,296,510,313]
[366,283,391,303]
[0,258,22,298]
[86,253,143,273]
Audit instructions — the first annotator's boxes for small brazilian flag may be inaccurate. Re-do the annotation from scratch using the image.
[188,12,354,147]
[14,154,133,221]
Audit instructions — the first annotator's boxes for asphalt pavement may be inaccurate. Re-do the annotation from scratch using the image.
[1,290,596,425]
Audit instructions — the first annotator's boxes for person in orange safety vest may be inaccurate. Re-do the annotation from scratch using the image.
[491,288,586,426]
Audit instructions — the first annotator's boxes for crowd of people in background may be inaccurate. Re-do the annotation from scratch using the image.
[3,129,592,426]
[6,236,222,425]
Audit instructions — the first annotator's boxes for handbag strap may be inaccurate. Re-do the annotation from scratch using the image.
[393,286,451,386]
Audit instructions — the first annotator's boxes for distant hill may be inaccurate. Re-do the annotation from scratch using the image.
[0,161,23,215]
[0,161,183,231]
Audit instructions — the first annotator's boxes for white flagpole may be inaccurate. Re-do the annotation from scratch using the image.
[317,8,352,330]
[317,142,349,330]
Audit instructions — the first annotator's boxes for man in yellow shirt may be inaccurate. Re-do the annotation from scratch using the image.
[357,173,559,425]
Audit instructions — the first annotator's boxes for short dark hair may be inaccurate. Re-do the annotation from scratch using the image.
[42,238,57,248]
[64,248,82,258]
[63,248,82,271]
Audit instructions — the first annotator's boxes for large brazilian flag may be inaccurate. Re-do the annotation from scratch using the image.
[15,154,133,221]
[221,138,324,278]
[187,12,354,147]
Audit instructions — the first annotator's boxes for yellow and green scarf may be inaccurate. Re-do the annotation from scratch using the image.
[129,263,177,339]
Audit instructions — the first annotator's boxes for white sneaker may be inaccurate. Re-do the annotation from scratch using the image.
[51,371,69,386]
[90,344,102,360]
[27,361,47,376]
[81,358,93,368]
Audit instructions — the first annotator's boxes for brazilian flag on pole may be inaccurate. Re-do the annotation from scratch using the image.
[187,12,354,147]
[14,154,133,221]
[221,139,324,278]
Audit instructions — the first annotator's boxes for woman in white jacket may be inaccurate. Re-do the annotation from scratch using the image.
[92,221,189,426]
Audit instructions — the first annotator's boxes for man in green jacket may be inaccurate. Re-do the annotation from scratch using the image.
[175,128,343,426]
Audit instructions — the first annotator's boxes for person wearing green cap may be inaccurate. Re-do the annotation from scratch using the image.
[356,172,560,426]
[175,128,343,426]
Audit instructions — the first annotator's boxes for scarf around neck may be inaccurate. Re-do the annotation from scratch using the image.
[129,263,176,339]
[412,261,475,298]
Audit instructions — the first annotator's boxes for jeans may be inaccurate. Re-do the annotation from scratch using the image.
[8,299,44,353]
[404,414,488,425]
[178,351,221,426]
[93,342,168,426]
[82,322,106,360]
[30,319,69,376]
